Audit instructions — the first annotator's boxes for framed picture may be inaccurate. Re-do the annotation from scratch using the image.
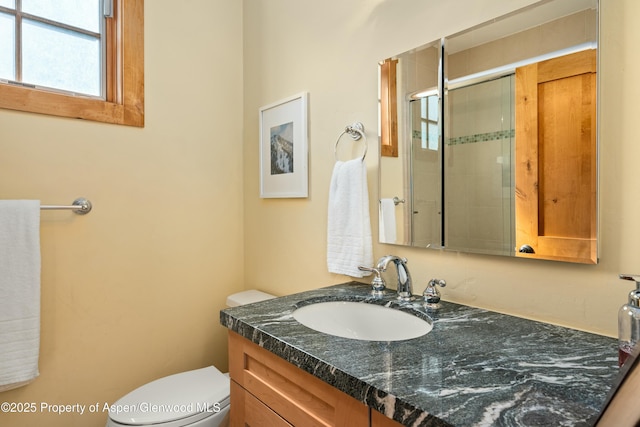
[259,92,309,198]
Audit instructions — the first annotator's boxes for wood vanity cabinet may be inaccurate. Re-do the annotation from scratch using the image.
[228,331,404,427]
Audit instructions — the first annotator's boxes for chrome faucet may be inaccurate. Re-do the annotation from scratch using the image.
[376,255,414,301]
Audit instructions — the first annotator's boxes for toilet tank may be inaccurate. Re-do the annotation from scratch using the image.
[226,290,275,307]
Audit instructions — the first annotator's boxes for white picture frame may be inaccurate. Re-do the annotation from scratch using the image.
[259,92,309,198]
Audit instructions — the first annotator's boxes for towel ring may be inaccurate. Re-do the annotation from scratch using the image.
[334,122,367,161]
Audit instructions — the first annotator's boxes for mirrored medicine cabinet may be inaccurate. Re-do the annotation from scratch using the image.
[379,0,598,264]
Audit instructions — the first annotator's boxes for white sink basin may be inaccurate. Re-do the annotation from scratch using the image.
[292,301,432,341]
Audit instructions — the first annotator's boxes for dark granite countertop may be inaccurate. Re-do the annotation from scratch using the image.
[220,282,619,426]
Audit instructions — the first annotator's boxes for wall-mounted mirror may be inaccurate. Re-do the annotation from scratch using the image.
[379,39,443,249]
[379,0,598,264]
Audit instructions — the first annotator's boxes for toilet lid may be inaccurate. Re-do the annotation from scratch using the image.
[109,366,230,426]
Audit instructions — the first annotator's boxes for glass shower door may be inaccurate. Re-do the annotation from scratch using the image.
[443,75,515,256]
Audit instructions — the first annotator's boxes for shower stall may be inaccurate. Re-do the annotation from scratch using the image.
[443,75,515,256]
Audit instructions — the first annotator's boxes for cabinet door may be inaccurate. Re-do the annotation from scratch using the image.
[515,49,597,264]
[230,380,293,427]
[371,410,405,427]
[228,331,369,427]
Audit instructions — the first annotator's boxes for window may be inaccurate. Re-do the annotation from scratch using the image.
[1,0,103,97]
[420,95,438,151]
[0,0,144,127]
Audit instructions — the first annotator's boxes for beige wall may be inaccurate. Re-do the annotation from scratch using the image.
[243,0,638,336]
[0,1,243,426]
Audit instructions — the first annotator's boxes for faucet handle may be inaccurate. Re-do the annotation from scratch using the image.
[620,274,640,290]
[423,278,446,305]
[430,279,446,287]
[358,266,386,295]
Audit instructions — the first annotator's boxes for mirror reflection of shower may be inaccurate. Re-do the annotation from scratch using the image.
[444,75,515,256]
[378,0,598,263]
[409,92,441,247]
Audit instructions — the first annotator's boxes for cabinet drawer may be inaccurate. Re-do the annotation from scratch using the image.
[229,331,368,427]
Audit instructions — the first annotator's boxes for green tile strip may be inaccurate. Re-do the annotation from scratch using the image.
[445,129,515,146]
[412,129,515,145]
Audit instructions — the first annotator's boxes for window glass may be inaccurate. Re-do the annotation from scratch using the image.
[0,1,145,127]
[23,19,101,96]
[0,13,15,80]
[427,95,439,151]
[22,0,100,32]
[420,95,439,151]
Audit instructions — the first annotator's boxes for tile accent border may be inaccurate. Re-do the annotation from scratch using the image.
[412,129,515,145]
[446,129,515,146]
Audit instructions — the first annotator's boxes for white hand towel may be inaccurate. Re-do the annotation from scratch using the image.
[0,200,41,392]
[327,159,373,277]
[379,198,397,243]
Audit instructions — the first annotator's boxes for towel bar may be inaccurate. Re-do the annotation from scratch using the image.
[41,197,92,215]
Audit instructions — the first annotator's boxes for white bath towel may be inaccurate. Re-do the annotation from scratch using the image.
[327,159,373,277]
[379,198,397,243]
[0,200,41,392]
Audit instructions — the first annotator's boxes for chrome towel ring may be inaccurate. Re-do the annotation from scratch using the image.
[334,122,367,161]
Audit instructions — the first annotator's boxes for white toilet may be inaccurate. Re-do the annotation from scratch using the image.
[106,290,275,427]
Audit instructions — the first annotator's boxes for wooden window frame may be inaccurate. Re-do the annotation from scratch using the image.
[380,58,398,157]
[0,0,144,127]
